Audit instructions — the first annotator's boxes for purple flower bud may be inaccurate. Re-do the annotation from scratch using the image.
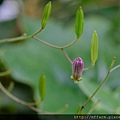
[71,57,84,81]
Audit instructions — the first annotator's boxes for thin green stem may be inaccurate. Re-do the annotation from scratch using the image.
[33,36,62,49]
[28,105,41,113]
[0,25,79,51]
[0,82,41,106]
[0,27,44,43]
[78,57,116,114]
[31,27,44,37]
[110,64,120,73]
[56,104,69,113]
[0,70,12,76]
[83,63,94,71]
[62,50,72,64]
[87,100,100,114]
[0,35,31,43]
[33,36,79,50]
[0,81,14,107]
[61,37,79,49]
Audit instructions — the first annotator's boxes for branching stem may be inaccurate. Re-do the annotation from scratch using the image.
[78,57,116,114]
[0,82,41,106]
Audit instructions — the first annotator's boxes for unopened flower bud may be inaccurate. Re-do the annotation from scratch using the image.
[39,74,46,101]
[75,6,84,38]
[41,1,52,28]
[71,57,84,82]
[91,30,98,65]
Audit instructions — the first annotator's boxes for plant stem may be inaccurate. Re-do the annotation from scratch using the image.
[33,36,62,49]
[110,64,120,72]
[78,57,116,114]
[0,70,12,76]
[83,63,94,71]
[33,36,79,50]
[87,100,100,114]
[61,37,78,49]
[0,82,41,106]
[31,27,44,37]
[62,50,72,64]
[0,35,31,43]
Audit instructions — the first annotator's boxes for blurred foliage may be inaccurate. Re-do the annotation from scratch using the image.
[0,0,120,114]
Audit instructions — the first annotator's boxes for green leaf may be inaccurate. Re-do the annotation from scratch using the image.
[39,74,46,101]
[75,6,84,38]
[41,1,52,28]
[91,30,98,65]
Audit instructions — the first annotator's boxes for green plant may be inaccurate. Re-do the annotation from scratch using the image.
[0,1,120,114]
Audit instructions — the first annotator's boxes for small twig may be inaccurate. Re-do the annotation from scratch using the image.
[31,27,44,37]
[56,104,69,113]
[0,81,14,107]
[62,50,72,64]
[88,100,100,114]
[33,36,79,50]
[0,35,31,43]
[83,63,94,71]
[0,70,12,77]
[33,36,62,50]
[110,64,120,73]
[28,105,41,113]
[0,82,41,106]
[78,57,116,114]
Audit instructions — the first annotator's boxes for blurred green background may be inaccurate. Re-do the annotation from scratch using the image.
[0,0,120,114]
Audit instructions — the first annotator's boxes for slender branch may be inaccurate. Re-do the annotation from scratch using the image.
[0,35,31,43]
[62,50,72,64]
[0,27,44,43]
[110,64,120,73]
[55,104,69,113]
[87,100,100,114]
[0,81,14,107]
[78,57,116,114]
[28,105,41,113]
[33,36,79,50]
[61,37,79,49]
[83,63,94,71]
[31,27,44,37]
[0,82,41,106]
[0,70,12,76]
[33,36,62,49]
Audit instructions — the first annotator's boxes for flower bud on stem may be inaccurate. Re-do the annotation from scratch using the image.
[75,6,84,39]
[41,1,52,29]
[91,30,98,65]
[78,57,116,114]
[71,57,84,83]
[39,74,46,101]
